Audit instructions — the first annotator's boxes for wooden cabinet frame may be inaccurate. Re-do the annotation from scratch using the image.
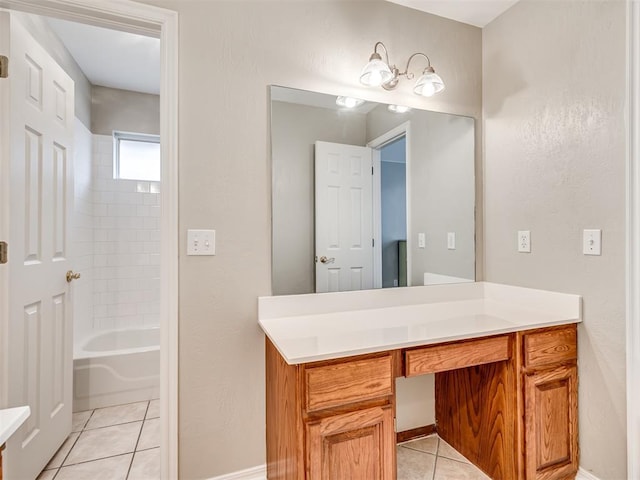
[266,324,578,480]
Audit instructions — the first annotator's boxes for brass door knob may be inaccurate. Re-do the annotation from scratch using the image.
[319,256,335,264]
[66,270,81,283]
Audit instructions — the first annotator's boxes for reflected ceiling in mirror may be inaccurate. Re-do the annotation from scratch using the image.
[270,85,475,296]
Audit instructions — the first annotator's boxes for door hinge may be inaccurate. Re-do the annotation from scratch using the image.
[0,56,8,78]
[372,166,374,175]
[0,241,7,264]
[372,238,375,247]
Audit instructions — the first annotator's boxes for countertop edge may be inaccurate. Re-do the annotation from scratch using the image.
[268,317,582,365]
[0,406,30,445]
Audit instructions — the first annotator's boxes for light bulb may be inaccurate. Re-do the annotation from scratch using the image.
[360,58,393,87]
[336,96,365,109]
[413,68,445,97]
[388,105,411,114]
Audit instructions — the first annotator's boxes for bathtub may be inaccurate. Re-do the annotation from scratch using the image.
[73,327,160,412]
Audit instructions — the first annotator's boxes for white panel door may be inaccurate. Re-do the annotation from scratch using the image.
[315,141,373,293]
[0,13,75,480]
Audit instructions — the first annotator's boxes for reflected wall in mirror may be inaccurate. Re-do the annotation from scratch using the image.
[271,85,475,295]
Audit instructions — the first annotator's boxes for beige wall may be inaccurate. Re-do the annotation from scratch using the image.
[483,1,627,478]
[91,85,160,135]
[140,0,482,477]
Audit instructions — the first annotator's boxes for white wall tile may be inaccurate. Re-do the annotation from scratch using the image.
[71,132,163,337]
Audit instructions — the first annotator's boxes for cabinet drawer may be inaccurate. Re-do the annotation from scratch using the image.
[304,355,393,412]
[524,326,577,369]
[405,335,510,377]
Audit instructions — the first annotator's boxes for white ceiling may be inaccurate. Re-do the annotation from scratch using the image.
[46,17,160,95]
[388,0,519,27]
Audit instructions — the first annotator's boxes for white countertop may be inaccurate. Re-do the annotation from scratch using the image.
[0,406,30,446]
[259,282,582,364]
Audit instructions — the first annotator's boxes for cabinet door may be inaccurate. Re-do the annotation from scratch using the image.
[524,365,578,480]
[307,405,394,480]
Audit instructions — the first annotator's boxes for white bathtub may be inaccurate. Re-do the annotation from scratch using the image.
[73,327,160,412]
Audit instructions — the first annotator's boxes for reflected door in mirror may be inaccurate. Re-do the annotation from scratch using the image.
[315,141,373,292]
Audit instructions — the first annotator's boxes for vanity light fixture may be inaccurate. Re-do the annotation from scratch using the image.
[360,41,445,97]
[336,96,365,108]
[388,104,411,114]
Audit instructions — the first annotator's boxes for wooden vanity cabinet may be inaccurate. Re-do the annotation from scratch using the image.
[266,324,578,480]
[434,325,578,480]
[522,327,579,480]
[306,404,395,479]
[266,339,397,480]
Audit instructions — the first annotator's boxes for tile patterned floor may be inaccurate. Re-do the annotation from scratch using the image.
[37,400,160,480]
[39,407,486,480]
[398,434,491,480]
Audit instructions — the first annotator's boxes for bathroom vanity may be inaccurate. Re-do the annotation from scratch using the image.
[259,282,581,480]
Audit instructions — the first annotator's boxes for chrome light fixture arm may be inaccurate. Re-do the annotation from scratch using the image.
[401,52,433,80]
[372,41,391,65]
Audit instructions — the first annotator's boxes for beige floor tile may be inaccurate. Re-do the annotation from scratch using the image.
[433,456,490,480]
[72,411,92,432]
[438,439,470,463]
[85,402,148,430]
[397,446,435,480]
[137,418,160,450]
[64,421,142,465]
[400,434,439,455]
[45,432,80,469]
[145,399,159,419]
[129,448,160,479]
[36,469,58,480]
[56,453,133,480]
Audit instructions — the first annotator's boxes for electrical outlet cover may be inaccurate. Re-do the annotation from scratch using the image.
[518,230,531,253]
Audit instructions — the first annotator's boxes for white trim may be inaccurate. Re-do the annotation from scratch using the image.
[0,1,179,479]
[628,1,640,479]
[207,464,266,480]
[372,148,382,288]
[368,121,412,287]
[576,467,602,480]
[0,0,162,36]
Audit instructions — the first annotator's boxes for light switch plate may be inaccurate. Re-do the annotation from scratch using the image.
[187,229,216,256]
[418,233,426,249]
[518,230,531,253]
[583,229,601,255]
[447,232,456,250]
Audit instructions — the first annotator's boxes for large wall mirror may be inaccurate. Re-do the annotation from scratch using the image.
[271,85,475,296]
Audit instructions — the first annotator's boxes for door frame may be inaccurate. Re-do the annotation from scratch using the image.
[0,1,179,478]
[627,1,639,477]
[368,122,411,289]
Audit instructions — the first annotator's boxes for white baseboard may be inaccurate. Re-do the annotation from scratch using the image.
[577,467,602,480]
[209,464,599,480]
[208,465,266,480]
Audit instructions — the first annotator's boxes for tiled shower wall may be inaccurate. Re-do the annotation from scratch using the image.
[72,119,95,344]
[92,134,161,331]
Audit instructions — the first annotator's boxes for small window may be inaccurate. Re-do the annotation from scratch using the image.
[114,131,161,181]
